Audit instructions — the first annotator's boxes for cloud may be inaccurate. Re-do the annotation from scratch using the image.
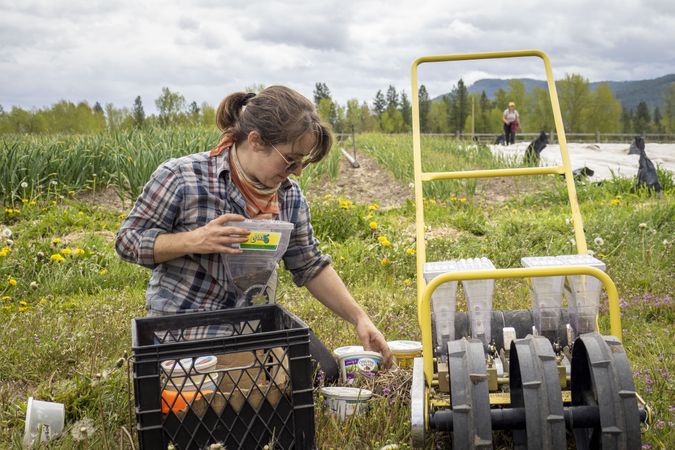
[0,0,673,112]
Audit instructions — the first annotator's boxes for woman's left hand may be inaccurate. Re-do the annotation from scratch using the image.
[355,317,393,369]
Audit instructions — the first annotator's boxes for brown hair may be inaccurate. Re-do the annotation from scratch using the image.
[216,85,332,165]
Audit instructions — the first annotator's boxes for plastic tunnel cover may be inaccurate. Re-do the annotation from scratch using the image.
[509,335,566,450]
[447,338,492,449]
[571,333,641,450]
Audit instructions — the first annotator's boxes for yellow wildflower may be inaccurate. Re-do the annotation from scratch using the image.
[50,254,65,263]
[340,199,353,209]
[406,248,416,255]
[2,296,10,302]
[377,236,391,247]
[0,247,10,257]
[18,306,28,313]
[380,257,391,267]
[459,198,467,203]
[29,201,36,206]
[403,278,413,286]
[610,198,621,206]
[19,300,28,306]
[99,268,108,275]
[73,248,85,256]
[8,277,17,287]
[51,238,61,245]
[118,213,128,220]
[366,214,374,220]
[450,196,457,202]
[368,203,379,211]
[430,198,437,205]
[369,221,378,231]
[323,194,333,199]
[60,248,72,255]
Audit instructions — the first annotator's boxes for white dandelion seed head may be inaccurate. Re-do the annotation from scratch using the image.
[594,237,604,247]
[20,182,28,188]
[50,180,58,185]
[587,249,596,256]
[70,417,95,442]
[638,223,647,229]
[1,228,11,238]
[5,239,13,246]
[565,218,571,225]
[569,238,576,246]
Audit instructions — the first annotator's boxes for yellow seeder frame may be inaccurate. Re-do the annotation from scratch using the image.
[410,50,624,386]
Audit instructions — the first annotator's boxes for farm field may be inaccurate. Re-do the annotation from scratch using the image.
[0,130,673,449]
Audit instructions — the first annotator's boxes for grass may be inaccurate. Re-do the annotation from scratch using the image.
[0,132,673,449]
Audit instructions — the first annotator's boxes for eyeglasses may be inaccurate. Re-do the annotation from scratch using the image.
[270,143,311,172]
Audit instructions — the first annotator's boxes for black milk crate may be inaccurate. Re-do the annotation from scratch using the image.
[131,304,315,450]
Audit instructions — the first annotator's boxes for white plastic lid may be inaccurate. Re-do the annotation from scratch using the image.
[320,386,373,401]
[336,350,382,361]
[332,345,364,358]
[161,355,217,376]
[556,254,606,270]
[388,340,422,354]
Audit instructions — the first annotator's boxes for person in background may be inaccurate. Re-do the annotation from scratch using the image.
[503,101,520,145]
[116,85,392,382]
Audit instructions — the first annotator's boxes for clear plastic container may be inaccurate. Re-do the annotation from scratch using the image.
[424,261,458,351]
[521,256,565,338]
[224,219,294,307]
[457,257,495,346]
[556,254,606,336]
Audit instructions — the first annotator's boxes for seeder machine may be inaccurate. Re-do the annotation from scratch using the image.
[408,50,652,449]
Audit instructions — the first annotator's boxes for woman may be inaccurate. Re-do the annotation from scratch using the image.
[502,101,520,145]
[115,85,392,382]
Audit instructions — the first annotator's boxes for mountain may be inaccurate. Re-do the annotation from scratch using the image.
[459,74,675,111]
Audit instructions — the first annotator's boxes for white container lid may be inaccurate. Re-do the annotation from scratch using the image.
[388,340,422,354]
[336,350,382,361]
[333,345,364,358]
[320,387,373,401]
[161,355,217,376]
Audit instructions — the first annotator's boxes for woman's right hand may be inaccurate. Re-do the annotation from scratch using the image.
[188,213,250,254]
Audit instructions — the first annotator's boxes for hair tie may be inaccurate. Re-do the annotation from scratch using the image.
[243,92,256,105]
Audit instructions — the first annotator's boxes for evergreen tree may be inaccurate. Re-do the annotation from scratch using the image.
[132,96,145,129]
[478,91,491,133]
[418,85,431,132]
[93,102,104,115]
[634,101,651,134]
[399,91,412,131]
[373,90,386,115]
[386,85,399,111]
[313,82,332,107]
[665,83,675,133]
[621,108,633,134]
[653,107,664,133]
[454,79,469,134]
[188,101,200,125]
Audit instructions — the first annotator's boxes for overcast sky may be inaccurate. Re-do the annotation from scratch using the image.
[1,0,674,113]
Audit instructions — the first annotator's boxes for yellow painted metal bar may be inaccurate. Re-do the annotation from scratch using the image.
[421,166,565,181]
[418,266,621,385]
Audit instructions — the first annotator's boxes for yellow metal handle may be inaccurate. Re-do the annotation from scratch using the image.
[418,266,621,385]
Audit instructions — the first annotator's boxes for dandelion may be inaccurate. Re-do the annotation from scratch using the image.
[51,237,61,245]
[664,239,670,246]
[8,277,17,287]
[19,300,27,307]
[587,249,596,256]
[323,194,332,199]
[0,247,10,257]
[5,239,13,247]
[369,221,378,231]
[565,218,572,225]
[377,236,391,247]
[598,252,606,258]
[569,238,576,246]
[50,180,58,186]
[70,417,95,442]
[99,268,108,275]
[594,237,604,246]
[638,223,647,230]
[610,198,621,206]
[20,182,28,188]
[450,196,457,202]
[1,227,11,238]
[60,248,72,255]
[406,248,416,255]
[380,257,391,267]
[73,248,86,256]
[403,278,413,286]
[50,254,65,263]
[459,198,467,203]
[429,198,436,205]
[368,202,379,211]
[340,199,353,209]
[366,213,374,220]
[118,213,128,220]
[30,281,38,290]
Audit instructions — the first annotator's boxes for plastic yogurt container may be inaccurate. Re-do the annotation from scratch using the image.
[160,355,218,414]
[388,340,422,369]
[320,387,373,420]
[333,346,382,384]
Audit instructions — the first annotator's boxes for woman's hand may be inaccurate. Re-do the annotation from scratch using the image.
[355,316,393,369]
[188,213,250,254]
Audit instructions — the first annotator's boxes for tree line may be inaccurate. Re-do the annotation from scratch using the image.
[1,76,674,136]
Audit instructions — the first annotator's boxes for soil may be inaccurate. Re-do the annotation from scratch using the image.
[304,151,413,209]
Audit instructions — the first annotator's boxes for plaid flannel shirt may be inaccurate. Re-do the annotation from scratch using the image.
[115,149,331,316]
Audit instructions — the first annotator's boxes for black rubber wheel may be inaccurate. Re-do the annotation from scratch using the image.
[447,338,493,449]
[571,333,641,450]
[509,335,566,450]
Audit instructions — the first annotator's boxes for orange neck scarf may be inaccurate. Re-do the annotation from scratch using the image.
[211,135,280,219]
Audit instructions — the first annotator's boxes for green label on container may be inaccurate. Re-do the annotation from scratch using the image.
[239,231,281,251]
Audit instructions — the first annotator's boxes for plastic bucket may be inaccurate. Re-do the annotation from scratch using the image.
[388,340,422,369]
[23,397,65,446]
[334,348,382,384]
[161,355,218,414]
[320,387,373,420]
